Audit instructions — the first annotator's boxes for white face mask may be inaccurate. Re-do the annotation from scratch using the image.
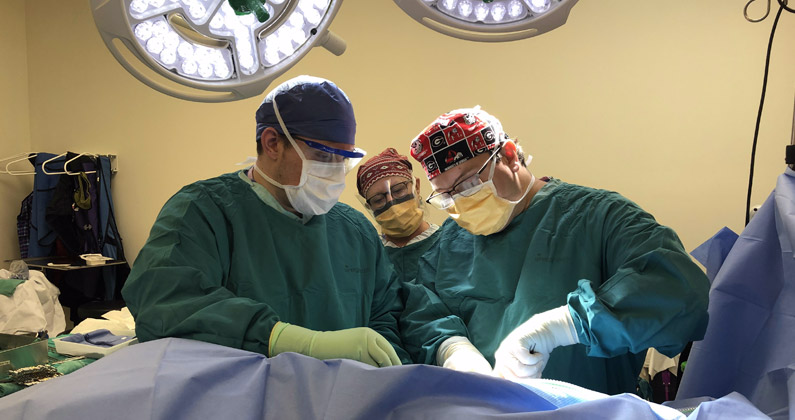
[253,100,347,216]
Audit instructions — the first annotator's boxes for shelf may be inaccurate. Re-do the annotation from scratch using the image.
[7,257,127,271]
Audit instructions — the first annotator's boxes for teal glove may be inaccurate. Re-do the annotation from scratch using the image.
[269,322,402,367]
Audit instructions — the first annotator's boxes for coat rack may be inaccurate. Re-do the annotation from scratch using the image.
[0,153,118,176]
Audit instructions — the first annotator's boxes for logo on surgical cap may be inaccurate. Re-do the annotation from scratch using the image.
[471,127,496,154]
[430,133,446,151]
[411,139,424,156]
[443,125,465,144]
[483,126,495,142]
[442,139,474,168]
[425,157,438,173]
[445,150,463,164]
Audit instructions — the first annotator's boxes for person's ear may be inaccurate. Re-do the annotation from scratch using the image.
[260,127,283,160]
[501,141,521,173]
[414,176,421,195]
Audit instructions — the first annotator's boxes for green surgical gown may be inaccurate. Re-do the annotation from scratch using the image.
[400,179,709,394]
[384,229,442,284]
[122,171,411,363]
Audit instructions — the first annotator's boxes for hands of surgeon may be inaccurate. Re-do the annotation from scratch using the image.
[437,336,493,375]
[269,322,402,367]
[492,305,579,381]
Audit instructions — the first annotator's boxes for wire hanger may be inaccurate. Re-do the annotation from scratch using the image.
[64,152,98,175]
[0,152,37,175]
[2,152,116,176]
[42,152,99,175]
[41,152,68,175]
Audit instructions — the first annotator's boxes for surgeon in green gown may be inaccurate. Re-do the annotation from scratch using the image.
[356,148,441,285]
[122,76,410,367]
[399,106,710,393]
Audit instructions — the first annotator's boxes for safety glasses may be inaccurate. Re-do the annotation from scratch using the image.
[296,138,366,173]
[362,180,414,215]
[425,142,503,210]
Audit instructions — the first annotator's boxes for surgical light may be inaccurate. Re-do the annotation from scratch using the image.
[90,0,346,102]
[393,0,579,42]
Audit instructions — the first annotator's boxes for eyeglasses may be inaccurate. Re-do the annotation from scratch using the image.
[295,137,367,172]
[366,180,413,214]
[425,143,503,210]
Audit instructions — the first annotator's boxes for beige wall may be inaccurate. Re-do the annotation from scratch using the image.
[17,0,795,265]
[0,0,32,268]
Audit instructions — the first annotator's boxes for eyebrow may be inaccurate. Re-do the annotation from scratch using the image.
[366,187,390,199]
[368,181,407,197]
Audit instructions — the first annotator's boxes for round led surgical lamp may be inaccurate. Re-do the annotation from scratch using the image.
[90,0,346,102]
[393,0,579,42]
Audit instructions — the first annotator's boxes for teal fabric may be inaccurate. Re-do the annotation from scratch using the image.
[122,171,410,363]
[384,229,442,284]
[0,279,25,297]
[400,179,709,395]
[236,170,301,221]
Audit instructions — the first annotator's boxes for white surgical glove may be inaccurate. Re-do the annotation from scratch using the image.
[493,305,579,380]
[437,336,493,375]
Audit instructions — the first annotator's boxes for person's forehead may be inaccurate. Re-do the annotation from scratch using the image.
[429,154,487,190]
[365,175,411,197]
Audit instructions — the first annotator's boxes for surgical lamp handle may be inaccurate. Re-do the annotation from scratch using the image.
[318,30,346,56]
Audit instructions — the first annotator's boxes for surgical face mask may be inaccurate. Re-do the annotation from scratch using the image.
[374,195,424,238]
[254,161,345,216]
[252,100,348,216]
[447,160,535,236]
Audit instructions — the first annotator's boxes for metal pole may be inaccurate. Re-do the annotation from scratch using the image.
[790,94,795,170]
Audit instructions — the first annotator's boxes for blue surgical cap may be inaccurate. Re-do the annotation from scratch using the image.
[255,75,356,145]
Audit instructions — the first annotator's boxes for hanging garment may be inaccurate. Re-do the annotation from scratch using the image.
[45,153,101,256]
[94,155,130,300]
[16,192,33,258]
[676,168,795,420]
[42,154,129,302]
[96,156,122,260]
[28,153,64,258]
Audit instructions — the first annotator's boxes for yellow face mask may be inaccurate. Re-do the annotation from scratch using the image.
[447,175,535,236]
[375,196,424,238]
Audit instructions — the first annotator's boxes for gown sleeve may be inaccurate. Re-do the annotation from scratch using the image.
[399,227,468,365]
[122,186,279,356]
[367,244,414,364]
[567,194,710,358]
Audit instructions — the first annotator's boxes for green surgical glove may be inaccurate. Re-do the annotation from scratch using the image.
[269,322,402,367]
